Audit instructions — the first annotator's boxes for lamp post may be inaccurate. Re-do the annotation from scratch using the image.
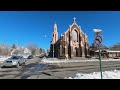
[93,29,103,79]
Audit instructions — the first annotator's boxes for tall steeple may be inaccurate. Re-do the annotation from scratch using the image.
[52,21,58,44]
[53,21,57,32]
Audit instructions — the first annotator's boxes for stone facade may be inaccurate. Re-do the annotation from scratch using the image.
[49,17,89,59]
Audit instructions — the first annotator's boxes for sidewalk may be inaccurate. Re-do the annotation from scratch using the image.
[41,58,120,64]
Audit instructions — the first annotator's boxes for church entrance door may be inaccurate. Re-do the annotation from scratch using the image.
[75,47,78,57]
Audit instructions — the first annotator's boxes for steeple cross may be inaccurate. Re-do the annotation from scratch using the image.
[73,17,76,22]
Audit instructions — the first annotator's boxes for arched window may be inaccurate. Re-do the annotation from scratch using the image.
[71,30,78,41]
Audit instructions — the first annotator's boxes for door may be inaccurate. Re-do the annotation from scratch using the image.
[75,47,78,57]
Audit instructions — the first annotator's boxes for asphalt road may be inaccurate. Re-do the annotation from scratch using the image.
[0,58,47,79]
[37,61,120,79]
[1,58,120,79]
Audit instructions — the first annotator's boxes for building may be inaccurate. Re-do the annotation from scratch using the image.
[49,17,89,59]
[95,50,120,58]
[23,48,31,58]
[11,47,31,58]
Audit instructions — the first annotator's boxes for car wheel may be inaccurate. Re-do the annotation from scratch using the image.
[1,66,4,68]
[16,63,19,68]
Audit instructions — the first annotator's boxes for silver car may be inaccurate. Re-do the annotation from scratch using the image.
[3,56,26,68]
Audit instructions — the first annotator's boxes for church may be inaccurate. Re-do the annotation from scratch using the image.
[49,17,89,59]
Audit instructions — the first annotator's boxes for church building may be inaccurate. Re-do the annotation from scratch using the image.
[49,17,89,59]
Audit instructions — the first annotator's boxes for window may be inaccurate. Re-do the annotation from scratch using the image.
[11,56,19,59]
[67,36,69,42]
[71,30,77,41]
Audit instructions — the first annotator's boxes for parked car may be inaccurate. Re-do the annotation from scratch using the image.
[113,57,120,59]
[27,55,33,59]
[2,56,26,68]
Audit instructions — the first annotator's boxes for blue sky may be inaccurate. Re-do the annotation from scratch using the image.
[0,11,120,50]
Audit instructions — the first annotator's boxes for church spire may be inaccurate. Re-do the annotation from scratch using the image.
[52,21,58,44]
[73,17,76,23]
[53,21,57,32]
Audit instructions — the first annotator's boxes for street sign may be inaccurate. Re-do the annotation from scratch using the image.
[95,36,102,45]
[93,29,103,79]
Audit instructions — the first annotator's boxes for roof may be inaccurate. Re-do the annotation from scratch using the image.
[95,50,120,53]
[107,51,120,52]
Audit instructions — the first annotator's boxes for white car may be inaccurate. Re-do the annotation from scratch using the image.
[2,56,26,68]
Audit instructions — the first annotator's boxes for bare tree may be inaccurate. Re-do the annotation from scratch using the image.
[109,43,120,51]
[47,48,50,54]
[42,49,45,54]
[27,43,39,55]
[39,48,43,54]
[12,44,16,49]
[12,49,19,55]
[89,42,108,57]
[0,43,46,56]
[0,44,11,56]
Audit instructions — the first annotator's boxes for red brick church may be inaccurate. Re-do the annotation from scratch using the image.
[49,17,89,59]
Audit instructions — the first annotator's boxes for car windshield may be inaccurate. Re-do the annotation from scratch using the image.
[11,56,20,59]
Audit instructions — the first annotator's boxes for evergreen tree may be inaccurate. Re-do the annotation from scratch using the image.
[12,44,16,49]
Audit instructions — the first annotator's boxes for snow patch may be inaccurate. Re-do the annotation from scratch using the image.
[65,70,120,79]
[0,56,11,62]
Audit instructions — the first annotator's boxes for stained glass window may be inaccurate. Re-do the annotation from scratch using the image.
[72,30,77,41]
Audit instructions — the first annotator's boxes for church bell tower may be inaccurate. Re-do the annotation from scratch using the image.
[52,22,58,44]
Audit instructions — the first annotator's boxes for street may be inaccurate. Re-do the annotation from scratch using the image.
[1,57,120,79]
[0,58,48,79]
[37,60,120,79]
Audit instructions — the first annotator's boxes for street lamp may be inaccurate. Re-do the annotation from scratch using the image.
[93,29,103,79]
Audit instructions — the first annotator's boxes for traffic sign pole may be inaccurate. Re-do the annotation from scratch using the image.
[93,29,103,79]
[98,44,103,79]
[95,33,103,79]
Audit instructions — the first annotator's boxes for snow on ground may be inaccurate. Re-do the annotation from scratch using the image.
[0,56,11,63]
[65,69,120,79]
[41,58,120,64]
